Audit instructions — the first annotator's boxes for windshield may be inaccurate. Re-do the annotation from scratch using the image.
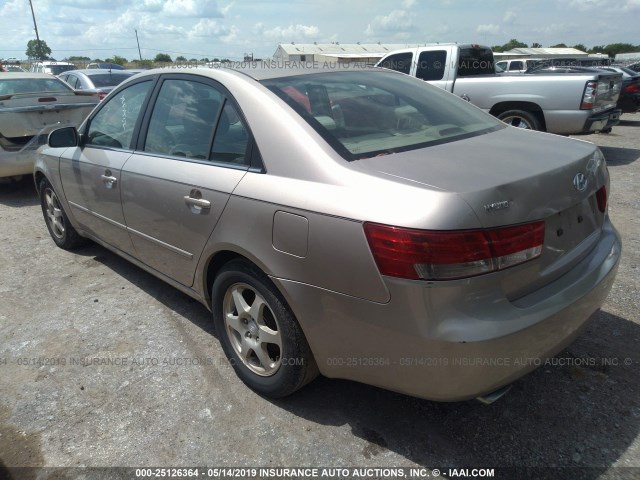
[88,73,134,87]
[262,70,503,160]
[0,77,72,95]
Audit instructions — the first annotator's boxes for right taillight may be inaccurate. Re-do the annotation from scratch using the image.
[363,221,545,281]
[596,185,607,213]
[624,83,640,93]
[581,80,598,110]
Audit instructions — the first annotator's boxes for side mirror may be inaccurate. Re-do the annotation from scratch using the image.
[48,126,79,148]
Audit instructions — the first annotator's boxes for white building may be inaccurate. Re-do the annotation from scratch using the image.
[272,43,437,65]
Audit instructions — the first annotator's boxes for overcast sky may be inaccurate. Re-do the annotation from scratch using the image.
[1,0,639,62]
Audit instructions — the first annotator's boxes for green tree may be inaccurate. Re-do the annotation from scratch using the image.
[531,42,543,48]
[602,43,637,57]
[175,55,187,62]
[105,55,128,65]
[572,44,587,52]
[550,43,567,48]
[500,38,528,52]
[67,55,90,62]
[133,59,154,69]
[154,53,172,62]
[26,39,51,60]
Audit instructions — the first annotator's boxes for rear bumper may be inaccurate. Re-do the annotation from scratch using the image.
[274,218,621,401]
[583,108,621,132]
[0,148,36,178]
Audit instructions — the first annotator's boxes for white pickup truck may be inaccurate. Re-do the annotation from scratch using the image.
[376,44,622,135]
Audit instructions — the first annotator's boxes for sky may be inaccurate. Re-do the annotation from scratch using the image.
[1,0,639,62]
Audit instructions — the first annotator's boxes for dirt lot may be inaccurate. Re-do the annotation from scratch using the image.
[0,116,639,480]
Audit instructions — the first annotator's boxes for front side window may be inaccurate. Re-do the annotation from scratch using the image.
[86,81,152,149]
[379,52,413,75]
[509,61,524,71]
[263,70,503,160]
[144,79,222,159]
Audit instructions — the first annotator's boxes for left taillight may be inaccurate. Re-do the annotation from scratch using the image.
[98,91,107,101]
[581,80,598,110]
[363,221,545,281]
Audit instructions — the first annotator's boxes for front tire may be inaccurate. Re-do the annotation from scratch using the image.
[39,178,86,249]
[212,260,317,398]
[497,109,542,130]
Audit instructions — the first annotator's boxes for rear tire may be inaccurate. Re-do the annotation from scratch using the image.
[497,109,542,131]
[39,178,86,249]
[212,259,318,398]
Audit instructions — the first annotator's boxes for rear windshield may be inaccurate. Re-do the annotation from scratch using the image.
[0,77,72,95]
[88,73,133,87]
[47,64,76,75]
[262,70,502,160]
[457,47,495,76]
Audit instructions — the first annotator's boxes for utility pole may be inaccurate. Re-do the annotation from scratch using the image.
[135,29,142,61]
[28,0,43,60]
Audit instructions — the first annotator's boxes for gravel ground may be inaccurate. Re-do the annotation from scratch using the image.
[0,115,638,480]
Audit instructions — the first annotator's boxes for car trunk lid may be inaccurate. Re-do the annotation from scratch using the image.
[354,127,609,298]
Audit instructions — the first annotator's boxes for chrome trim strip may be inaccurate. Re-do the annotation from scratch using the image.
[68,201,126,229]
[127,227,193,259]
[68,202,193,259]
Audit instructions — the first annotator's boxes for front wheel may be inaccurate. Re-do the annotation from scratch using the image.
[212,260,318,398]
[497,109,542,131]
[39,178,86,249]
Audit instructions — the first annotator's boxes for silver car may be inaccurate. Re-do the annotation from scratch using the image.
[34,67,621,402]
[58,69,137,101]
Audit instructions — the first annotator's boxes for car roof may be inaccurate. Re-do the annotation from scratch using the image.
[67,69,136,75]
[0,72,64,80]
[127,65,382,82]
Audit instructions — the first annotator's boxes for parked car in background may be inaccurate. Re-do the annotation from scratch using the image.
[2,57,21,65]
[600,66,640,113]
[35,66,620,402]
[87,62,125,70]
[377,44,622,134]
[528,65,639,115]
[58,69,137,100]
[4,65,27,73]
[30,61,77,75]
[622,62,640,73]
[0,73,99,180]
[495,58,543,74]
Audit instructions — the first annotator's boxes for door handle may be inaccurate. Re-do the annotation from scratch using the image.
[101,170,117,188]
[183,196,211,209]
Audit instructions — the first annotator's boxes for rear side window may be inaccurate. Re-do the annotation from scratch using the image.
[457,47,495,76]
[416,50,447,81]
[379,52,413,75]
[87,81,152,149]
[509,61,524,71]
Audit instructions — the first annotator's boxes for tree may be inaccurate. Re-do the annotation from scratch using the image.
[106,55,127,65]
[550,43,567,48]
[154,53,172,62]
[175,55,187,62]
[133,59,154,69]
[572,44,587,52]
[26,39,51,60]
[67,55,90,62]
[589,46,607,54]
[602,43,638,57]
[531,42,543,48]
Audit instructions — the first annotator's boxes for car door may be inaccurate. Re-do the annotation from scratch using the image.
[58,79,154,255]
[120,74,252,287]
